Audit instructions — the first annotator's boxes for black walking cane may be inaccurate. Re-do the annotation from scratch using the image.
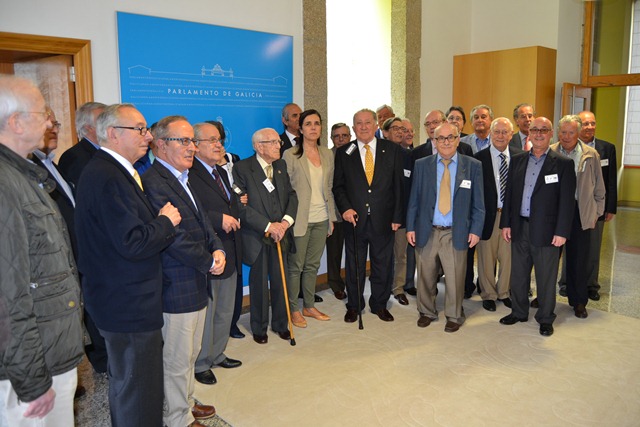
[352,215,364,330]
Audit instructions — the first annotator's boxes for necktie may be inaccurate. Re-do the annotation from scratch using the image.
[364,144,374,185]
[524,136,532,151]
[133,170,144,191]
[498,153,508,203]
[438,159,451,215]
[212,167,230,202]
[265,164,273,182]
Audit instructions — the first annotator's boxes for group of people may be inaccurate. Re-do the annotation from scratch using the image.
[0,71,617,427]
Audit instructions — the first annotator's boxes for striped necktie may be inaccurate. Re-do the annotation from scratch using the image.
[499,153,508,203]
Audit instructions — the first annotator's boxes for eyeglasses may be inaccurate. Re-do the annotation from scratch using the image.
[196,137,224,146]
[51,121,62,129]
[20,111,51,121]
[435,134,458,144]
[529,128,551,135]
[389,126,406,132]
[424,120,442,127]
[162,137,200,147]
[259,139,283,146]
[112,126,149,136]
[331,133,351,140]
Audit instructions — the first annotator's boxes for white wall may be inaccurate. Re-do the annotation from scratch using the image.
[0,0,304,105]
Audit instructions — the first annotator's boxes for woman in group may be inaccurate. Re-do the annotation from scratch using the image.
[445,105,468,137]
[283,109,337,327]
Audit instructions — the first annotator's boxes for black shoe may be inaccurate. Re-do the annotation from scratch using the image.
[394,294,409,306]
[498,298,512,308]
[215,357,242,369]
[375,308,394,322]
[74,385,86,399]
[405,287,417,296]
[344,309,358,323]
[588,290,600,301]
[253,334,268,344]
[230,327,245,339]
[499,314,527,325]
[559,285,567,297]
[539,323,554,336]
[464,291,473,299]
[276,330,291,340]
[314,294,323,303]
[530,298,539,308]
[195,369,217,385]
[574,303,588,319]
[334,290,347,300]
[482,300,496,312]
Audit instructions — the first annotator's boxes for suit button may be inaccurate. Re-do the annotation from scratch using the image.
[368,189,371,193]
[365,203,369,207]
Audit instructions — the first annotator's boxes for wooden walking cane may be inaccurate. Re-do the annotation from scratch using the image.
[272,236,296,346]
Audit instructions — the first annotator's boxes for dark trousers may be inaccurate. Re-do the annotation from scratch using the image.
[464,246,476,295]
[343,218,394,313]
[326,221,346,293]
[84,309,108,373]
[230,270,244,334]
[565,207,594,307]
[100,328,163,427]
[406,243,416,289]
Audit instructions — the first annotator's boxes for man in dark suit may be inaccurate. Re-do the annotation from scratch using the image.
[413,110,473,163]
[333,108,404,323]
[374,104,395,139]
[406,122,485,333]
[279,102,302,156]
[578,111,617,301]
[142,115,224,427]
[509,103,535,151]
[190,122,243,386]
[233,128,298,344]
[75,104,181,427]
[475,118,522,312]
[58,101,106,187]
[499,117,576,337]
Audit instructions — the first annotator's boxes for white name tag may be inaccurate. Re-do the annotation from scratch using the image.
[346,144,357,155]
[404,169,411,178]
[460,179,471,189]
[263,178,275,193]
[545,174,559,184]
[601,159,609,167]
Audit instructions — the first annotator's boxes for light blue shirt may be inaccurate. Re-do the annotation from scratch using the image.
[156,158,197,209]
[520,149,548,217]
[433,153,458,227]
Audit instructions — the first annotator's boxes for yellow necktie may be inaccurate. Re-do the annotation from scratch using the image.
[364,144,374,185]
[133,170,144,191]
[438,159,451,215]
[265,164,273,182]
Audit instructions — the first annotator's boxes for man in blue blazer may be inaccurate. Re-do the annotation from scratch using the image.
[75,104,180,427]
[142,116,225,427]
[406,122,485,333]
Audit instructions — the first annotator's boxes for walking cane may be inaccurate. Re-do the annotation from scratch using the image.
[273,236,296,346]
[352,216,364,330]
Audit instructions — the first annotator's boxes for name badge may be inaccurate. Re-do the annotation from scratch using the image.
[545,174,559,184]
[460,179,471,189]
[601,159,609,167]
[346,144,357,155]
[263,178,275,193]
[404,169,411,178]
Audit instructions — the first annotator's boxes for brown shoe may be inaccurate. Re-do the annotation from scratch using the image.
[444,320,460,333]
[417,315,432,328]
[334,290,347,300]
[189,421,206,427]
[394,293,409,306]
[291,311,307,328]
[192,403,216,419]
[375,308,394,322]
[344,309,358,323]
[303,307,330,321]
[574,304,588,319]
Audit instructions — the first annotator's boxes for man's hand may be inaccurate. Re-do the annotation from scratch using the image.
[240,194,248,205]
[327,221,334,237]
[210,250,226,275]
[406,231,416,247]
[342,209,358,226]
[605,213,615,222]
[551,235,566,247]
[468,233,480,248]
[501,227,511,243]
[23,388,55,419]
[267,222,285,242]
[391,223,401,232]
[159,202,181,226]
[221,214,240,233]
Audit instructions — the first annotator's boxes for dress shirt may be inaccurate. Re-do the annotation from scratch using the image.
[155,158,197,209]
[558,142,583,200]
[33,149,76,206]
[86,137,100,150]
[285,130,298,147]
[518,132,528,148]
[475,135,490,152]
[520,149,548,217]
[255,154,294,229]
[357,138,377,169]
[220,153,235,186]
[433,153,458,227]
[194,157,230,200]
[101,146,138,181]
[489,144,510,209]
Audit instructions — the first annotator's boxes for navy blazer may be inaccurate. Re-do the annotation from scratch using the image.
[279,131,294,157]
[593,138,618,217]
[233,155,298,266]
[500,150,576,247]
[189,158,242,279]
[475,146,523,240]
[75,150,176,333]
[509,133,525,150]
[406,153,485,251]
[142,161,223,314]
[58,138,98,187]
[333,138,404,234]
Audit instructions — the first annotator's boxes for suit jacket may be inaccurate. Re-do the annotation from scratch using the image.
[142,161,223,314]
[233,155,298,265]
[283,146,337,236]
[592,138,618,217]
[280,131,294,157]
[460,134,491,154]
[406,154,485,250]
[475,146,523,240]
[58,138,98,187]
[75,150,176,333]
[412,139,473,165]
[189,157,242,279]
[333,138,404,234]
[509,133,524,150]
[500,149,576,247]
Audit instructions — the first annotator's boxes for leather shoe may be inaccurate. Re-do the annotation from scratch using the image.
[559,285,567,297]
[215,357,242,369]
[276,330,291,340]
[406,287,417,296]
[499,314,528,325]
[334,290,347,300]
[314,294,323,303]
[417,315,432,328]
[303,307,330,321]
[588,290,600,301]
[291,311,307,328]
[375,308,394,322]
[344,309,358,323]
[482,300,496,312]
[394,293,409,306]
[498,297,512,308]
[194,369,217,385]
[444,320,460,333]
[74,385,86,399]
[539,323,554,336]
[192,403,216,419]
[530,298,539,308]
[229,328,245,339]
[253,334,268,344]
[574,303,588,319]
[190,421,206,427]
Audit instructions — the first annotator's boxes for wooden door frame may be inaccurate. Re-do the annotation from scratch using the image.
[0,31,94,106]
